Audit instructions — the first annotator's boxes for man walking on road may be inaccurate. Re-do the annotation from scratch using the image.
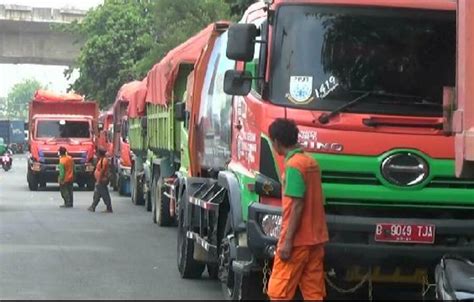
[267,118,329,301]
[88,148,113,213]
[58,146,75,208]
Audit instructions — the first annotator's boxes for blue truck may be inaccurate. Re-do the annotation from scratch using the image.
[0,119,27,153]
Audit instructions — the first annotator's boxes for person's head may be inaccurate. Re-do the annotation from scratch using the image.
[58,146,67,157]
[97,148,107,158]
[268,118,299,156]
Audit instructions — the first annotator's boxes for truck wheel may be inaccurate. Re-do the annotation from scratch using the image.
[155,177,174,227]
[207,264,219,280]
[131,166,144,205]
[219,216,263,300]
[177,201,205,279]
[27,170,39,191]
[145,189,152,212]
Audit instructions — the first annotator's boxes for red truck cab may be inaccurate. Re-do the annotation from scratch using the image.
[222,0,473,282]
[27,90,98,191]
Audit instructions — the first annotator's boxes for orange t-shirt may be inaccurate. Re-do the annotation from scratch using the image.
[59,155,74,183]
[94,157,109,184]
[279,149,329,247]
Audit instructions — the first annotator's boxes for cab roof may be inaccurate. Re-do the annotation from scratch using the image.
[271,0,456,10]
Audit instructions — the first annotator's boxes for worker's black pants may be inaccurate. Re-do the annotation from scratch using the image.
[91,183,112,211]
[60,182,74,207]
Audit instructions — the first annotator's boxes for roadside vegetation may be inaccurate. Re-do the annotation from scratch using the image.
[57,0,254,107]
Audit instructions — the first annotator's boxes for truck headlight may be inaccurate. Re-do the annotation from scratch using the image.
[260,214,282,238]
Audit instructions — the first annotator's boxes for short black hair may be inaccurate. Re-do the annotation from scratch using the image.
[58,146,67,155]
[268,118,299,148]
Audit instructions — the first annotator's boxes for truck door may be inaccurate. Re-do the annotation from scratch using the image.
[455,0,474,177]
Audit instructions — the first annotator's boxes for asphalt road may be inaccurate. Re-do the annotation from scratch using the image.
[0,155,222,300]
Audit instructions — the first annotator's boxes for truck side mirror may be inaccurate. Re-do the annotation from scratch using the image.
[227,24,258,62]
[175,102,186,122]
[224,70,252,96]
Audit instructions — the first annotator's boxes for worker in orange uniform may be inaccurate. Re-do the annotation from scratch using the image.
[267,118,329,301]
[88,148,113,213]
[58,146,75,208]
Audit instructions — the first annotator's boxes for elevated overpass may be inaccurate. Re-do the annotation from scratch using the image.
[0,4,86,66]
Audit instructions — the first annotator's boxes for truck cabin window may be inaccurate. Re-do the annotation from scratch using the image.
[270,5,456,116]
[36,120,90,139]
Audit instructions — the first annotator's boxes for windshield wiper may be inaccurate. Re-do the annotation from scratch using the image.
[318,90,439,124]
[318,90,373,124]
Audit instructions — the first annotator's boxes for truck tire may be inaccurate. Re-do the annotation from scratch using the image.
[207,264,219,280]
[27,170,39,191]
[155,177,174,227]
[118,176,128,196]
[219,216,264,300]
[131,166,144,205]
[145,187,152,212]
[177,199,205,279]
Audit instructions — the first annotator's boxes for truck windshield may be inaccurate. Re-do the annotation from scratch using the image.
[269,5,456,116]
[36,120,90,139]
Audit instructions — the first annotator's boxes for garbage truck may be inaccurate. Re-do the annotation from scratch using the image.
[127,23,229,221]
[170,0,473,299]
[27,90,98,191]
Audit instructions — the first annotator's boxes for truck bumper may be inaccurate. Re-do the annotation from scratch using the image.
[30,162,95,183]
[325,214,474,268]
[245,203,474,271]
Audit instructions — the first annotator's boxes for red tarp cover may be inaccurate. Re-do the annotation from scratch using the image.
[145,23,223,106]
[128,79,147,118]
[34,89,84,102]
[113,81,143,115]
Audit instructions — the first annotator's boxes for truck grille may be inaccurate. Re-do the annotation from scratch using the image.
[322,171,474,189]
[39,151,87,165]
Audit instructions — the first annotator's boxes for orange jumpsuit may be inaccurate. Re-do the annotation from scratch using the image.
[268,148,329,301]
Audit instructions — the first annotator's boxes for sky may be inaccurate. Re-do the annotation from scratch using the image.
[0,0,104,98]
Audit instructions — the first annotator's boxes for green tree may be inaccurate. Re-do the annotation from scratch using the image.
[133,0,231,77]
[61,0,237,108]
[5,79,43,120]
[225,0,256,18]
[60,0,156,108]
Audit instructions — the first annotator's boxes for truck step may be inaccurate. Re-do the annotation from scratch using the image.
[189,196,219,211]
[186,231,217,256]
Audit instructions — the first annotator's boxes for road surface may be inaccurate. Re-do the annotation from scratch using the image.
[0,155,222,300]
